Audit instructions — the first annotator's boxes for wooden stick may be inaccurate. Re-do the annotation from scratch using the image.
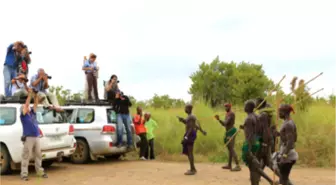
[255,75,286,111]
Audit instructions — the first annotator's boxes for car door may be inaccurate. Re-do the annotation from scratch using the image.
[36,106,73,150]
[0,106,23,163]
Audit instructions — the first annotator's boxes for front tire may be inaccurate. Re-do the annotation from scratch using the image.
[0,144,11,175]
[71,139,90,164]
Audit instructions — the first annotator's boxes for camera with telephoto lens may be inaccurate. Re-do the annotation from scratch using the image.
[45,74,52,79]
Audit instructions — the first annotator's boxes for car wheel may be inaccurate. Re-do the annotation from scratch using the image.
[42,160,54,168]
[71,139,90,164]
[105,154,121,160]
[0,144,11,175]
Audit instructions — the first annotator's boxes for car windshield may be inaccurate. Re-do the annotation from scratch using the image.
[36,107,67,124]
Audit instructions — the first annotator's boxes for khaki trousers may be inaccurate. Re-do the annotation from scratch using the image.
[21,137,44,177]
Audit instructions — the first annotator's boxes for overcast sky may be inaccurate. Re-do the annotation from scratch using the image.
[0,0,335,101]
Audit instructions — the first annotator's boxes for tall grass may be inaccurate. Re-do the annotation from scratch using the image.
[133,102,335,167]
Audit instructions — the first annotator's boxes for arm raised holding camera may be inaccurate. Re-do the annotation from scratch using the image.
[42,75,49,89]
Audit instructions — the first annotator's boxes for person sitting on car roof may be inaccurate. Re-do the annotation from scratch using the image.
[11,73,29,98]
[30,68,59,107]
[105,74,120,103]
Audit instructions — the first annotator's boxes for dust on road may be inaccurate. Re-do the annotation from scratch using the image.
[1,160,335,185]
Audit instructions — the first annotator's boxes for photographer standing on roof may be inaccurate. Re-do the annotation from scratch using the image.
[3,41,30,97]
[30,68,59,107]
[20,87,48,181]
[11,73,29,98]
[82,53,99,102]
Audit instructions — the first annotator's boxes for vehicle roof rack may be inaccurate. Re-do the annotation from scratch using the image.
[0,96,34,104]
[64,99,112,106]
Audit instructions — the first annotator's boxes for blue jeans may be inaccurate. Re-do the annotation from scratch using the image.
[3,65,17,97]
[116,114,133,146]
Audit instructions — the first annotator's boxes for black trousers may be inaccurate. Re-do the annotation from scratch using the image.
[138,133,148,158]
[279,161,295,184]
[145,138,155,159]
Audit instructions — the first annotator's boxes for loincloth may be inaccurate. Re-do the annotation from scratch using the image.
[241,136,261,165]
[224,127,237,144]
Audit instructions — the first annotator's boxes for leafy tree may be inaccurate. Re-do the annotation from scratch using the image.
[329,95,336,107]
[189,56,273,107]
[149,94,185,109]
[49,86,83,105]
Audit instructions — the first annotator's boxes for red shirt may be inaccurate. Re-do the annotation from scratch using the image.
[133,114,146,135]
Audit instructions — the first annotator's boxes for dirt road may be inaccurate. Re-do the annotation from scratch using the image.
[1,160,335,185]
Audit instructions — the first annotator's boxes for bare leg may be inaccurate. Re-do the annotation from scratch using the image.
[185,145,196,175]
[249,154,277,185]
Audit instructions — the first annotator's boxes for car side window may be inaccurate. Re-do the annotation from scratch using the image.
[75,109,94,124]
[0,107,16,125]
[106,108,117,123]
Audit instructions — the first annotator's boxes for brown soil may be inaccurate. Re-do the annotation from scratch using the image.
[1,159,335,185]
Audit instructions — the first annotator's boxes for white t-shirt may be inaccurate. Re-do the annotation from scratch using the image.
[11,80,25,95]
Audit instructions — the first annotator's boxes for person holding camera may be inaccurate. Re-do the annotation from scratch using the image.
[3,41,29,97]
[30,68,59,107]
[113,90,134,150]
[82,53,99,101]
[11,73,29,98]
[104,74,120,102]
[20,87,48,181]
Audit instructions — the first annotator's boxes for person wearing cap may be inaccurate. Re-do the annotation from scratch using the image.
[3,41,26,96]
[11,73,29,98]
[104,74,120,102]
[82,53,99,101]
[215,103,241,171]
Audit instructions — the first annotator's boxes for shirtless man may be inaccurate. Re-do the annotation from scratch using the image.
[255,98,272,169]
[215,103,241,171]
[241,100,277,185]
[274,104,298,185]
[256,98,294,185]
[177,104,206,175]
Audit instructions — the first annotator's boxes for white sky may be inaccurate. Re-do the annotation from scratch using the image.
[0,0,335,101]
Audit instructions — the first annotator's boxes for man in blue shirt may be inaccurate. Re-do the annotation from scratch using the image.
[3,42,25,96]
[82,53,99,101]
[30,68,59,107]
[20,88,48,181]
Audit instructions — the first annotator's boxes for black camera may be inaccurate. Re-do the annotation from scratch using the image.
[45,74,52,79]
[33,89,39,93]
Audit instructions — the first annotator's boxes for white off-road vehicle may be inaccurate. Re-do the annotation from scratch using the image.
[0,99,77,175]
[61,100,140,164]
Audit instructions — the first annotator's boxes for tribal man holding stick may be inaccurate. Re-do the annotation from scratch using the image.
[215,103,241,171]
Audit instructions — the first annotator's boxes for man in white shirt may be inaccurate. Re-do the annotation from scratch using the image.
[11,73,29,98]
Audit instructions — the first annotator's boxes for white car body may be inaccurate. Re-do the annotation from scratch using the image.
[0,103,76,174]
[61,103,140,164]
